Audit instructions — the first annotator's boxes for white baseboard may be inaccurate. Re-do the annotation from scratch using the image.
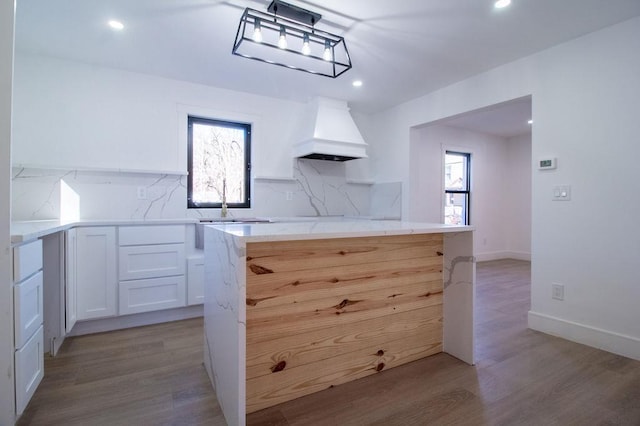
[68,304,204,337]
[528,311,640,361]
[475,251,531,262]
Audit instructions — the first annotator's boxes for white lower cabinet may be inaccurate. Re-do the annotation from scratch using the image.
[117,225,187,315]
[65,225,192,330]
[119,276,186,315]
[76,227,117,320]
[65,228,77,333]
[15,325,44,415]
[187,256,205,305]
[119,244,185,281]
[14,271,43,349]
[12,239,45,416]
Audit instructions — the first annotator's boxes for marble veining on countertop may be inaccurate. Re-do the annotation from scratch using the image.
[208,220,473,242]
[11,218,200,244]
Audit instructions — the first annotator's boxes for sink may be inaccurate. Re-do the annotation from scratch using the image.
[195,218,272,249]
[199,218,271,224]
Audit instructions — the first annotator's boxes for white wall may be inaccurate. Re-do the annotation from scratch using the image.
[370,17,640,360]
[11,55,381,221]
[0,2,15,424]
[13,54,371,181]
[505,133,531,259]
[410,124,527,260]
[12,54,300,177]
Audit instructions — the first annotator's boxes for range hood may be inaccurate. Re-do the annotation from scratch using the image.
[293,97,368,161]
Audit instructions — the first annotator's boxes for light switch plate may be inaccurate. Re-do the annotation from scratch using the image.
[552,185,571,201]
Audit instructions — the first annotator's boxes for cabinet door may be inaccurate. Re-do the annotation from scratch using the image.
[76,227,117,320]
[65,228,77,332]
[15,325,44,415]
[14,271,43,349]
[187,257,204,305]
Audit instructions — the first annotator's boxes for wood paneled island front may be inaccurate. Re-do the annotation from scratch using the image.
[203,221,474,426]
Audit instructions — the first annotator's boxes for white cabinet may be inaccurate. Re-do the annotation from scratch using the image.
[118,225,186,315]
[14,271,43,349]
[15,325,44,415]
[12,239,44,416]
[65,228,77,333]
[119,276,186,315]
[76,227,117,320]
[119,244,185,281]
[187,256,205,305]
[13,239,42,282]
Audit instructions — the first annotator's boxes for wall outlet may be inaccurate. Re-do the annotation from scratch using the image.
[137,186,147,200]
[552,283,565,301]
[285,191,293,201]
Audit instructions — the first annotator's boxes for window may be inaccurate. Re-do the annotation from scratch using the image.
[444,151,470,225]
[187,116,251,208]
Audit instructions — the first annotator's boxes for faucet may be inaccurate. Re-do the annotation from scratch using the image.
[221,178,228,218]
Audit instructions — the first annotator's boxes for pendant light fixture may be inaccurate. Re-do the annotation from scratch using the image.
[232,0,352,78]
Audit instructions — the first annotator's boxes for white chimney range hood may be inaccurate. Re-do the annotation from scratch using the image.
[293,97,368,162]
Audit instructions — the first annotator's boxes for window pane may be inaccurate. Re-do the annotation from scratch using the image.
[444,193,468,225]
[445,153,468,191]
[191,122,246,204]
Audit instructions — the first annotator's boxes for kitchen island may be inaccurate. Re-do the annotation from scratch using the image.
[203,221,474,426]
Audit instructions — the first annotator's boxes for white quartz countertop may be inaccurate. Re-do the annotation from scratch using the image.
[207,220,473,242]
[10,218,199,244]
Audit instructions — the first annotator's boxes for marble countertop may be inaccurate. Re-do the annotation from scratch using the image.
[10,218,199,244]
[207,220,473,243]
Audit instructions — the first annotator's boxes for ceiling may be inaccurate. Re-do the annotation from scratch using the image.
[440,96,532,138]
[14,0,640,114]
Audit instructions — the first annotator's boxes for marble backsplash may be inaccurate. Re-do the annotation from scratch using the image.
[12,159,401,221]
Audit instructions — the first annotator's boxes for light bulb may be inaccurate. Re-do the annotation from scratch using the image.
[278,26,287,49]
[302,33,311,56]
[494,0,511,8]
[253,18,262,43]
[323,39,332,61]
[108,20,124,31]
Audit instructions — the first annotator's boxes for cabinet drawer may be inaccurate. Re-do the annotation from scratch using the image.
[13,239,43,282]
[14,271,44,349]
[119,244,185,280]
[15,325,44,416]
[119,276,186,315]
[119,225,185,246]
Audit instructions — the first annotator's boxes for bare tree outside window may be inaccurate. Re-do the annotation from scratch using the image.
[444,151,470,225]
[187,116,251,208]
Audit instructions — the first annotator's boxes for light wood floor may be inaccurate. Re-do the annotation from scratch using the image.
[17,260,640,425]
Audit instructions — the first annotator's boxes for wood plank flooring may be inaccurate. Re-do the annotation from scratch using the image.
[17,259,640,425]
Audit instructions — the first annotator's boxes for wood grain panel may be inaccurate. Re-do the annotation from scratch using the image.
[245,233,444,413]
[247,259,443,304]
[246,234,443,273]
[246,337,443,413]
[247,305,443,379]
[247,291,442,344]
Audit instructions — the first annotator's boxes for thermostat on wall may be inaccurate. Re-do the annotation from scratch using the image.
[538,157,557,170]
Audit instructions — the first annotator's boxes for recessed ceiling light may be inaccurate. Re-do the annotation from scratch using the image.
[528,119,533,125]
[352,80,363,88]
[494,0,511,9]
[108,20,124,31]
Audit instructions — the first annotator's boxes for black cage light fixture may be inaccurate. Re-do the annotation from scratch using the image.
[232,0,352,78]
